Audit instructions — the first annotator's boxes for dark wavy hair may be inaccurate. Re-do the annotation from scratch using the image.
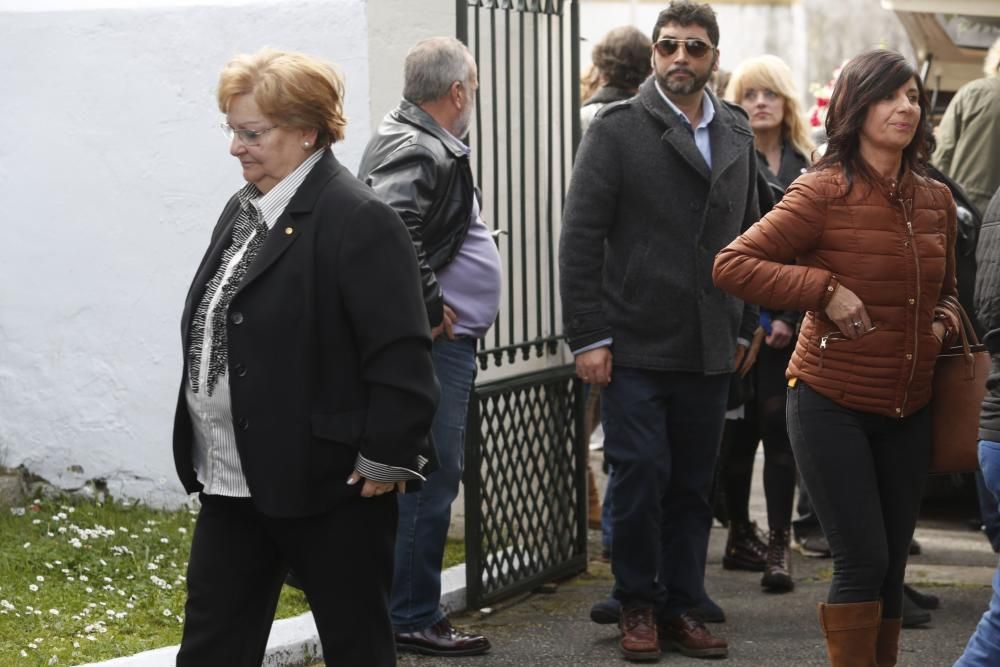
[591,26,652,92]
[813,49,930,193]
[651,1,719,47]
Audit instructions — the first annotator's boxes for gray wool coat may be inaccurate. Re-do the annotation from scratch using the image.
[559,78,759,374]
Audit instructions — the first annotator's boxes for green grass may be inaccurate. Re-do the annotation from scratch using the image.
[0,496,309,666]
[443,538,465,570]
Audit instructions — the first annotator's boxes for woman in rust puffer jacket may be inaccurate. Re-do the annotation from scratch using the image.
[713,50,957,667]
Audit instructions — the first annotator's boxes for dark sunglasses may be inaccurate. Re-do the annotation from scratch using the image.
[653,37,714,59]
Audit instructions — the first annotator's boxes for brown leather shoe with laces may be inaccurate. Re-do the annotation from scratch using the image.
[619,606,661,661]
[661,612,728,658]
[394,618,491,656]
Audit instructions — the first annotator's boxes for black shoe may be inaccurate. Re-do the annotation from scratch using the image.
[688,597,726,624]
[723,521,767,571]
[590,597,621,624]
[761,528,794,593]
[904,584,940,610]
[902,591,932,628]
[908,538,922,556]
[394,618,491,656]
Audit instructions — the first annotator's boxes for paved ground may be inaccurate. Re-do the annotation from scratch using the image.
[323,451,1000,666]
[391,524,993,666]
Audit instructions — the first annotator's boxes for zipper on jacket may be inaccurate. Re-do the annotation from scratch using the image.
[900,196,920,417]
[818,331,848,370]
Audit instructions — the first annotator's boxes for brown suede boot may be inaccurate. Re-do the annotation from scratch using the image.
[817,600,881,666]
[587,466,602,530]
[876,617,902,666]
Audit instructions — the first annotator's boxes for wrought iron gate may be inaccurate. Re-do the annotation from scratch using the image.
[457,0,585,608]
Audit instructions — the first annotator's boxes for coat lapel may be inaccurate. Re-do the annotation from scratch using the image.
[708,92,755,189]
[238,150,340,291]
[639,79,711,181]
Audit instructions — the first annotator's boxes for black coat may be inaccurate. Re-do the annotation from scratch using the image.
[172,151,439,517]
[560,79,760,374]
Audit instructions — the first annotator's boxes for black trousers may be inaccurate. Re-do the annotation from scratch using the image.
[786,382,930,618]
[722,343,797,530]
[176,493,397,667]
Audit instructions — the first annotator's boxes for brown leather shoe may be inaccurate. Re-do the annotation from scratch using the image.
[661,612,728,658]
[394,618,490,656]
[619,606,661,661]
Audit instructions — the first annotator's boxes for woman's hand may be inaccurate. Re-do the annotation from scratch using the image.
[766,320,795,349]
[347,471,406,497]
[824,284,872,339]
[932,319,947,345]
[736,327,766,377]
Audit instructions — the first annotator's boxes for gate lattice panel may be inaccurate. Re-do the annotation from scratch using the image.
[464,366,586,607]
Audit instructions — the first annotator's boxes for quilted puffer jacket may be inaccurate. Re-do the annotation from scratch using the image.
[713,165,957,418]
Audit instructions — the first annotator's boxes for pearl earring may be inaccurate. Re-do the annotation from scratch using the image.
[303,142,311,147]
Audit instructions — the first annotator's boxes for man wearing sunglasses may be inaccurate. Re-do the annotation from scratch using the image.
[560,1,760,662]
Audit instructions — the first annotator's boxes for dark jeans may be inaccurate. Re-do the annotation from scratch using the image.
[602,367,728,616]
[786,382,930,618]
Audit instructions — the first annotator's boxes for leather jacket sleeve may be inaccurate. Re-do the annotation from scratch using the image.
[363,143,446,327]
[713,176,833,313]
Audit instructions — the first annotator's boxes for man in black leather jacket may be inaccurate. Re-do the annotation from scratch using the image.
[358,36,502,658]
[358,54,477,334]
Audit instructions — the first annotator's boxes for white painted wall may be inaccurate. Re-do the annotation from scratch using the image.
[0,0,453,506]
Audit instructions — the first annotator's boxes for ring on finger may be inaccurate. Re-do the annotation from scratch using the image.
[852,320,863,328]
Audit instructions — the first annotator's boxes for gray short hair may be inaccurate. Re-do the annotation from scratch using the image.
[985,36,1000,77]
[403,37,474,104]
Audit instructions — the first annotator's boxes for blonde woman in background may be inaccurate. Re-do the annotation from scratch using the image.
[715,55,812,593]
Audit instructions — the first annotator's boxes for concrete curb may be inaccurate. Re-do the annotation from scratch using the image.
[79,563,468,667]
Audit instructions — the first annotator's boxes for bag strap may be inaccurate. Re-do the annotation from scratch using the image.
[938,295,980,378]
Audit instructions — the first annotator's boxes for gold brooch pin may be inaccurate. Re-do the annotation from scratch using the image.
[284,227,294,236]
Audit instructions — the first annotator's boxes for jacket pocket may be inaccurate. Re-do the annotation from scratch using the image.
[310,410,367,445]
[621,242,649,304]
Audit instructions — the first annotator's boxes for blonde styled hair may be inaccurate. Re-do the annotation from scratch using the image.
[217,48,346,147]
[725,54,814,164]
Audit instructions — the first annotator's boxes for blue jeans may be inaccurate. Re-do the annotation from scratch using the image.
[390,337,477,632]
[955,440,1000,666]
[602,367,727,616]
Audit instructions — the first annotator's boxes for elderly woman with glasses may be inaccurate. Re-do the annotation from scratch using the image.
[172,48,438,666]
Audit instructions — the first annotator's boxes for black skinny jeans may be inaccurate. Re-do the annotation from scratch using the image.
[787,381,931,618]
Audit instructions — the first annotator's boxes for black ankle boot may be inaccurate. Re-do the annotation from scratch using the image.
[761,528,794,592]
[723,521,767,571]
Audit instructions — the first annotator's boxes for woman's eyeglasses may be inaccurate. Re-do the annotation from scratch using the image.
[220,123,279,146]
[653,37,714,59]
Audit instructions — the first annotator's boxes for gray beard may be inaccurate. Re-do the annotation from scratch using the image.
[454,106,475,140]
